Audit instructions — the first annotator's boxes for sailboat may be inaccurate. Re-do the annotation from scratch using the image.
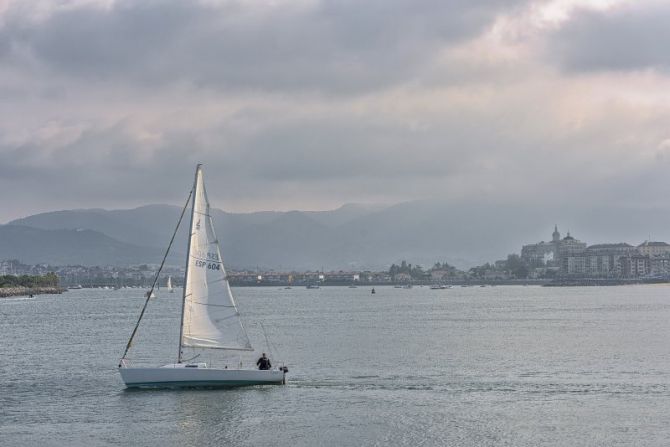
[167,276,174,293]
[119,165,287,388]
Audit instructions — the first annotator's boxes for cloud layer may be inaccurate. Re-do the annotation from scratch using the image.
[1,0,670,247]
[549,2,670,73]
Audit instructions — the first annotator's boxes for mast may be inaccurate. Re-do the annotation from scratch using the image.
[177,164,201,363]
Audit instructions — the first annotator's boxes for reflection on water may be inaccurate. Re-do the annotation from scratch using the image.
[2,285,670,446]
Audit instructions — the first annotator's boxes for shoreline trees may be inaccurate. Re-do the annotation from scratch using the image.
[0,272,59,288]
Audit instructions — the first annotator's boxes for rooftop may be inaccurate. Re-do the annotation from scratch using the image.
[638,241,670,247]
[587,243,634,249]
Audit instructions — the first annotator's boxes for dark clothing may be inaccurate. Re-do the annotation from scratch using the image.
[257,356,271,370]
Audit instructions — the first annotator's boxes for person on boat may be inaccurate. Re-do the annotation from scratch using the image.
[256,353,271,370]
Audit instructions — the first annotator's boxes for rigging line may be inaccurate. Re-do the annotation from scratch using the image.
[213,313,241,322]
[182,343,254,351]
[119,187,194,365]
[260,321,271,355]
[206,277,226,284]
[188,300,235,307]
[189,256,222,263]
[212,273,227,279]
[182,353,201,363]
[260,321,282,361]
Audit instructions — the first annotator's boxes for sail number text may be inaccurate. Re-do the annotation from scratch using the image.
[194,260,221,270]
[193,250,220,262]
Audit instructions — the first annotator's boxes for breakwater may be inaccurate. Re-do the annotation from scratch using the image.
[544,278,670,287]
[0,287,66,298]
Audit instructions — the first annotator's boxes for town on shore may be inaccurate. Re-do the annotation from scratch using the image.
[2,225,670,291]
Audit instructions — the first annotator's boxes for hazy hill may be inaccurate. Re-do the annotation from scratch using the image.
[0,225,173,266]
[6,204,382,268]
[7,200,670,269]
[331,200,541,268]
[304,203,388,227]
[10,205,187,249]
[1,200,542,269]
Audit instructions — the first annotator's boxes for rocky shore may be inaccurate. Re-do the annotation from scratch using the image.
[0,287,66,298]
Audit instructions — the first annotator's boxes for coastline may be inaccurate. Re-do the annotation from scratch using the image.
[0,287,66,298]
[544,278,670,287]
[228,279,553,287]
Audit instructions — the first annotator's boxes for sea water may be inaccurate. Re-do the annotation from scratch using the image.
[1,285,670,446]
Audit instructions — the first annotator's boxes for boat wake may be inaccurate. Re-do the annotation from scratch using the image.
[0,296,36,303]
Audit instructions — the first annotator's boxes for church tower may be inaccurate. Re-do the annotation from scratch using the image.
[552,225,560,242]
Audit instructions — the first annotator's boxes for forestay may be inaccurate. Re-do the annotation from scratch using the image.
[181,168,253,351]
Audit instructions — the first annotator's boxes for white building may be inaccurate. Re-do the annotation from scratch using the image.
[637,241,670,257]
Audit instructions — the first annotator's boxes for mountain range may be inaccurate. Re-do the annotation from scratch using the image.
[3,200,670,269]
[2,201,514,269]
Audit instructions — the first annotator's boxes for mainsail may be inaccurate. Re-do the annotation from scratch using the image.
[180,167,253,352]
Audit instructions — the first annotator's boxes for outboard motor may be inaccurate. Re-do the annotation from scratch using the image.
[280,365,289,384]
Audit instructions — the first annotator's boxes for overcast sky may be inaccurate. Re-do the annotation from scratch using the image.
[1,0,670,224]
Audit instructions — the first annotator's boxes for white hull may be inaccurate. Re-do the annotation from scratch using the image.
[119,365,286,388]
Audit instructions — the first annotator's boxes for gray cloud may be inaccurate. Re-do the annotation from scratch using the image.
[2,0,670,254]
[1,0,525,93]
[3,88,668,217]
[548,3,670,73]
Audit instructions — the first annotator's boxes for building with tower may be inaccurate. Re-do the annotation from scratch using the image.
[519,227,670,279]
[520,225,565,268]
[520,226,590,277]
